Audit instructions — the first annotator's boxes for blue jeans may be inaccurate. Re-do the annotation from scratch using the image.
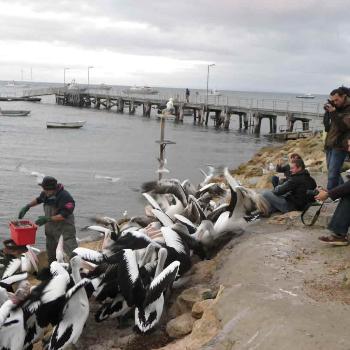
[262,190,295,215]
[326,148,347,190]
[328,196,350,237]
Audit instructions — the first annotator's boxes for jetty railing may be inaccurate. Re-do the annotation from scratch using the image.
[21,86,322,117]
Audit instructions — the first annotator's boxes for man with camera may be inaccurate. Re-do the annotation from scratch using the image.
[323,86,350,190]
[262,159,317,216]
[317,138,350,246]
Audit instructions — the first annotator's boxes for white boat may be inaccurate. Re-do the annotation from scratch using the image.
[208,89,221,96]
[46,121,86,129]
[0,110,30,117]
[98,83,112,90]
[122,86,158,95]
[296,93,315,99]
[4,81,30,88]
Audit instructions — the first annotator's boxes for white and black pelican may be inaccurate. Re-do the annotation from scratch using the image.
[48,256,90,350]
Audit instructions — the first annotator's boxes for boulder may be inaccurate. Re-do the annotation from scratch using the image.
[166,313,196,338]
[173,286,214,315]
[192,299,214,319]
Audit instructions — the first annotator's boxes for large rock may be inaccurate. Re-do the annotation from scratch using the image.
[192,299,214,319]
[175,286,214,314]
[166,313,196,338]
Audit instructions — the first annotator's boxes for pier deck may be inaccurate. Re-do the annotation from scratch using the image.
[21,86,323,135]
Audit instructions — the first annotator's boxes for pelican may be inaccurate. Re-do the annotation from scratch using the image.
[135,260,179,333]
[48,256,90,350]
[0,292,25,350]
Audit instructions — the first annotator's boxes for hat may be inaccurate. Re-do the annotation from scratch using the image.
[38,176,58,190]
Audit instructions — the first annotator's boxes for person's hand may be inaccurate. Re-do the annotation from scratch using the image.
[315,189,329,202]
[35,216,51,226]
[18,205,30,219]
[324,103,336,113]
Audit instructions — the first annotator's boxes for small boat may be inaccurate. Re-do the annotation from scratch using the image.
[4,81,30,88]
[46,121,86,129]
[98,83,112,90]
[296,93,315,99]
[122,86,158,95]
[0,110,30,116]
[208,89,221,96]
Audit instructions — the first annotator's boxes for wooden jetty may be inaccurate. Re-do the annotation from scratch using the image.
[21,86,322,136]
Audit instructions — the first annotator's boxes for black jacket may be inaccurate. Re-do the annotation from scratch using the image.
[36,184,75,218]
[272,170,317,210]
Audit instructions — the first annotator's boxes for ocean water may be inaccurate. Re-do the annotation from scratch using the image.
[0,82,327,248]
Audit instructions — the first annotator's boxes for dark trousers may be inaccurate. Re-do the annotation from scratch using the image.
[328,196,350,237]
[326,148,347,190]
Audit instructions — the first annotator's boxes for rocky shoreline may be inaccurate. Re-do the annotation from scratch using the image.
[32,135,350,350]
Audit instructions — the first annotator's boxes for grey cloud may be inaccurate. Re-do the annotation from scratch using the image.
[1,0,350,91]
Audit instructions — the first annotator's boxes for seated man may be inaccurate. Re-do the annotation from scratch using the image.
[263,159,317,216]
[271,153,303,188]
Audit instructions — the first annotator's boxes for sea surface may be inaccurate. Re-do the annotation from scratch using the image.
[0,82,327,248]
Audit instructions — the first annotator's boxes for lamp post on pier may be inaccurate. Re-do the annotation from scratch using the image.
[87,66,94,87]
[63,67,70,86]
[206,63,215,108]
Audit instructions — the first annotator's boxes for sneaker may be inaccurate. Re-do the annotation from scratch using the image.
[318,235,349,246]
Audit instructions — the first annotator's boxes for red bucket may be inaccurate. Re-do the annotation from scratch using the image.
[9,220,38,245]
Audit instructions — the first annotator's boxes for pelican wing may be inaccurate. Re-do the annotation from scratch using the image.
[115,249,143,306]
[142,193,162,210]
[0,300,14,327]
[161,227,186,254]
[87,225,111,236]
[227,187,238,218]
[224,167,240,190]
[1,272,28,287]
[174,214,197,234]
[111,230,160,252]
[144,261,179,306]
[2,258,21,279]
[73,247,104,263]
[151,208,174,227]
[207,203,229,222]
[65,278,91,299]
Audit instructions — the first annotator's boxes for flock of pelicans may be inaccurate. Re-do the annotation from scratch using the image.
[0,167,269,350]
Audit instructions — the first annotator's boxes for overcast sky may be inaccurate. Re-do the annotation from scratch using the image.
[0,0,349,93]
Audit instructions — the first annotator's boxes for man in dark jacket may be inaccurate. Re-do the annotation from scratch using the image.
[18,176,78,263]
[324,86,350,190]
[271,153,302,188]
[262,159,317,216]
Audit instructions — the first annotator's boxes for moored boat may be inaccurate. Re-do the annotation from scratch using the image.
[46,121,86,129]
[0,110,30,116]
[122,86,158,95]
[296,93,315,99]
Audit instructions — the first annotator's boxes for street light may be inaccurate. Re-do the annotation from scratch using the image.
[206,63,216,107]
[63,67,70,86]
[87,66,94,86]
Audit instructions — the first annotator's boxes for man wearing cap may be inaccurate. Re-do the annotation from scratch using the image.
[18,176,78,264]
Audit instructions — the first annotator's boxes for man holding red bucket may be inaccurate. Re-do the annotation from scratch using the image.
[18,176,78,264]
